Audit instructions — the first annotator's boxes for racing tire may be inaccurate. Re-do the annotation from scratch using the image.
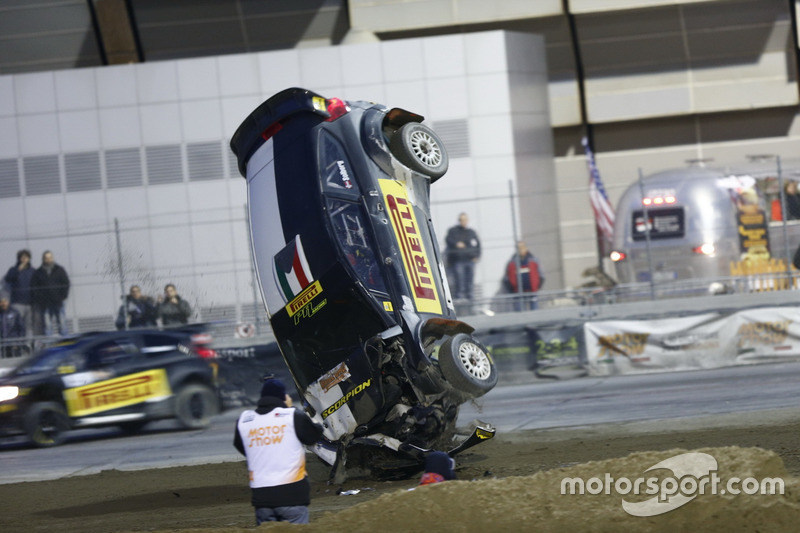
[389,122,448,180]
[24,402,70,448]
[438,334,497,398]
[174,384,219,429]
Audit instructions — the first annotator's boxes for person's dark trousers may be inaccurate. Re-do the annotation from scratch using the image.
[452,260,475,300]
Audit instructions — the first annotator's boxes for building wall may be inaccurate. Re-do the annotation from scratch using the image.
[354,0,800,288]
[0,30,555,328]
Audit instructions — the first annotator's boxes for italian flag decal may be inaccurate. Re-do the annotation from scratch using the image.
[273,235,313,302]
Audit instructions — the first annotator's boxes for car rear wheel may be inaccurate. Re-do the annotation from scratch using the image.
[389,122,448,180]
[438,334,497,398]
[174,384,218,429]
[25,402,70,448]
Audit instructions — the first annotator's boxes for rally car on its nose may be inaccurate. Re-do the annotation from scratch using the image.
[230,88,497,478]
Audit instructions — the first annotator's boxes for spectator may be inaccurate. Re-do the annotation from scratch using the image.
[0,293,25,358]
[234,377,323,525]
[157,284,192,327]
[418,451,456,486]
[502,241,545,310]
[3,249,35,338]
[31,251,70,336]
[784,180,800,220]
[445,212,481,301]
[115,285,158,330]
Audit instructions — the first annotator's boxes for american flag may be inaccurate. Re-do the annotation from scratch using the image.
[582,136,615,254]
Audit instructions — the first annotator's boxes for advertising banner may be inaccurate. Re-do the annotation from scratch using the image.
[584,307,800,375]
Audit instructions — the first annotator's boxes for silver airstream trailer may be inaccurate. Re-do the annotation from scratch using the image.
[610,167,770,285]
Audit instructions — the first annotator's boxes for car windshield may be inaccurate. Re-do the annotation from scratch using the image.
[13,340,85,375]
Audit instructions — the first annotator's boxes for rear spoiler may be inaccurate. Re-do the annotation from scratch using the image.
[229,87,332,178]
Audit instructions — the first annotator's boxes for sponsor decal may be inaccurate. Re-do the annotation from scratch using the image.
[312,96,327,112]
[319,362,351,393]
[476,427,493,440]
[285,280,327,325]
[292,297,327,325]
[273,235,314,303]
[336,160,353,188]
[383,301,393,311]
[379,179,442,315]
[321,378,372,419]
[63,369,172,417]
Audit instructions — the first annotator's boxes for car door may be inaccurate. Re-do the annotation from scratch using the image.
[62,336,170,418]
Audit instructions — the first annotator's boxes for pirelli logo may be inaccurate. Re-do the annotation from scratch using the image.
[379,179,442,315]
[286,280,323,317]
[63,369,172,417]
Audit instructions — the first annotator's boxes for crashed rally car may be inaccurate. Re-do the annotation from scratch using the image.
[230,88,497,477]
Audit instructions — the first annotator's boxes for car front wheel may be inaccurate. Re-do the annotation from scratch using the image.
[174,384,219,429]
[438,334,497,398]
[24,402,70,448]
[389,122,449,180]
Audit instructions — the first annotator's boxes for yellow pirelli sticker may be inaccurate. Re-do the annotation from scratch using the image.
[379,179,442,315]
[286,280,323,317]
[63,369,172,417]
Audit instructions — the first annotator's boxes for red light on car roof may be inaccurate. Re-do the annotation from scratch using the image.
[665,196,676,204]
[326,98,349,121]
[261,122,283,141]
[653,197,664,205]
[642,198,652,206]
[610,250,626,262]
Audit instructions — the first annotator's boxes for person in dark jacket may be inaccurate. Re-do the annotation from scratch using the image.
[445,212,481,301]
[3,249,34,338]
[157,283,192,326]
[115,285,158,330]
[418,450,456,486]
[784,180,800,220]
[234,377,323,525]
[502,241,545,311]
[30,251,70,336]
[0,293,25,358]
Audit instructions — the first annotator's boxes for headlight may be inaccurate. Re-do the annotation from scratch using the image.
[0,386,19,402]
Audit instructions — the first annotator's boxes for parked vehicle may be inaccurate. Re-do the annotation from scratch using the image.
[230,88,496,477]
[0,328,220,447]
[610,167,775,286]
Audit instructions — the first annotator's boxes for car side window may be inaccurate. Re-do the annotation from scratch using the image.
[328,199,387,294]
[87,339,138,368]
[319,131,361,199]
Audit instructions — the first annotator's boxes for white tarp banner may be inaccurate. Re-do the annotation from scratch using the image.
[584,307,800,375]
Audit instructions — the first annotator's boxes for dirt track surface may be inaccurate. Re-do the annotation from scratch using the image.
[4,410,800,532]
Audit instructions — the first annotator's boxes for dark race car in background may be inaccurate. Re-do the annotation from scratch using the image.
[0,327,220,447]
[230,87,497,478]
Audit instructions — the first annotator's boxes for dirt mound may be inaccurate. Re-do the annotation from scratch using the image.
[235,446,800,532]
[5,422,800,533]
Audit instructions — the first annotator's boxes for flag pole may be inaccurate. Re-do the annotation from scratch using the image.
[582,133,614,274]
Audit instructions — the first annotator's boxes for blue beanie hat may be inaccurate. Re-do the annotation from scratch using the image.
[260,377,287,400]
[424,451,456,480]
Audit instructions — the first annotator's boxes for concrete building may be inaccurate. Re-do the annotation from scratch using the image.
[0,0,798,329]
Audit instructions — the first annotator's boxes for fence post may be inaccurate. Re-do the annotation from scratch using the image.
[114,218,127,330]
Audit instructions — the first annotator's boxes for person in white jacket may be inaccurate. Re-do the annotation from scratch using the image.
[233,377,323,525]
